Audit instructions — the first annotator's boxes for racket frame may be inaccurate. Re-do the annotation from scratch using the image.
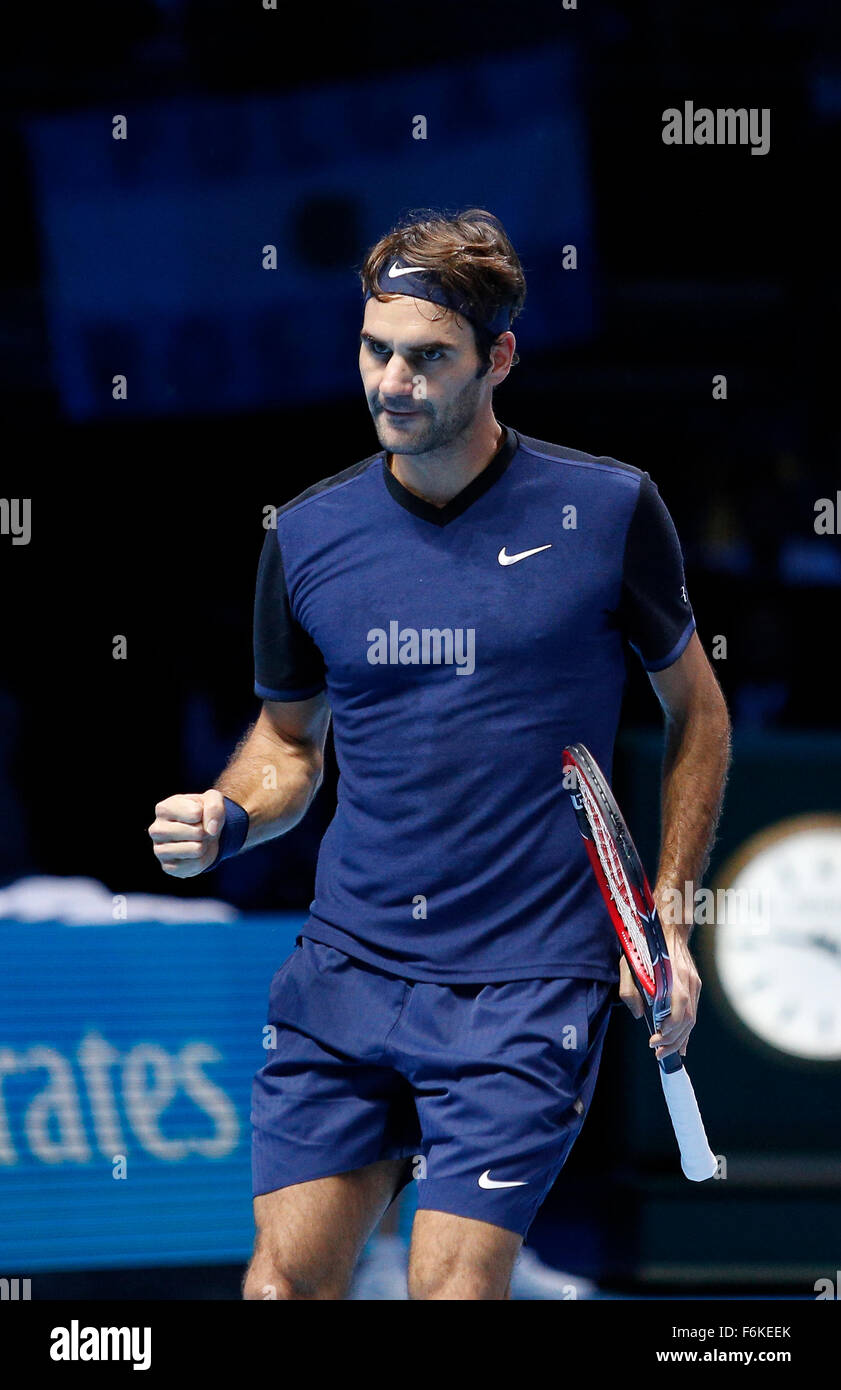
[562,741,681,1075]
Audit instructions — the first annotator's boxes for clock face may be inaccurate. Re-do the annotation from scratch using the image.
[713,817,841,1062]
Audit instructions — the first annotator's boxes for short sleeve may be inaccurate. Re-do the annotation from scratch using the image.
[253,527,327,700]
[618,473,696,672]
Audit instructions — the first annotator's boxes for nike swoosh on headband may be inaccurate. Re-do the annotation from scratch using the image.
[387,262,430,278]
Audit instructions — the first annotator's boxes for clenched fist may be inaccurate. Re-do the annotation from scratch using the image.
[148,790,227,878]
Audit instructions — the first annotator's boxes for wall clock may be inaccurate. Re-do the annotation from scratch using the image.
[706,814,841,1064]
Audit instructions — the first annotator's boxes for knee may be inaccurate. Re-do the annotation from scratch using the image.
[242,1266,299,1301]
[242,1245,348,1301]
[243,1266,347,1300]
[408,1259,509,1301]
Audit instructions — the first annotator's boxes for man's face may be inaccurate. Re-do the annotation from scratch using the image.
[359,294,489,456]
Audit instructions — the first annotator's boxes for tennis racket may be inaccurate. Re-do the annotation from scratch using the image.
[562,741,717,1181]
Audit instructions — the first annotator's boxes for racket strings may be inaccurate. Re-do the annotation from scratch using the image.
[578,773,654,981]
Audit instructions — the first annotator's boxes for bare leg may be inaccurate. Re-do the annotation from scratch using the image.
[408,1209,522,1301]
[243,1158,407,1301]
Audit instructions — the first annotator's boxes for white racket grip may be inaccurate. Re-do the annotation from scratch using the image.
[659,1064,718,1181]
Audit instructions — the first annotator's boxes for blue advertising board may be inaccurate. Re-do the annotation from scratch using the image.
[0,915,302,1271]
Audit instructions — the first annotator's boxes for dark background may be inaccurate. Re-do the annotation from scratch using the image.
[1,0,839,1295]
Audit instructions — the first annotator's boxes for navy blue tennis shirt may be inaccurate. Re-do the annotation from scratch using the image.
[253,425,695,983]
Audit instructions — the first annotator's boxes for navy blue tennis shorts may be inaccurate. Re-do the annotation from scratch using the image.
[251,936,615,1238]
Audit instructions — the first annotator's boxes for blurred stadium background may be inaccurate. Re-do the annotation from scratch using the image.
[1,1,839,1299]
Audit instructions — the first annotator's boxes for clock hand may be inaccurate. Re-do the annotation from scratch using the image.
[769,931,841,960]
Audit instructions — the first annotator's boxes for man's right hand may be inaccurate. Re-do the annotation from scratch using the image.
[148,790,227,878]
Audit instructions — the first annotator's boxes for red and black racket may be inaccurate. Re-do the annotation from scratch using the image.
[562,742,716,1181]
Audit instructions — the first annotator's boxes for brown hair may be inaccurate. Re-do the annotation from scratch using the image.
[360,207,526,373]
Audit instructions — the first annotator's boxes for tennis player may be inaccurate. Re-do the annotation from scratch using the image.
[150,208,731,1300]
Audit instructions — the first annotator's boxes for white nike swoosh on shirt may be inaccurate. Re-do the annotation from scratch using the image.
[478,1170,528,1189]
[387,262,430,277]
[497,544,553,566]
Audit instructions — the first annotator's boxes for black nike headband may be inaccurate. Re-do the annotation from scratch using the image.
[364,258,512,337]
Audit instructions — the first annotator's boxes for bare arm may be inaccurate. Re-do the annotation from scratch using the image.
[617,631,732,1059]
[215,693,332,850]
[648,631,732,924]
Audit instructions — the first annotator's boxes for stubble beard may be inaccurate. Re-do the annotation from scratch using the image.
[372,372,485,458]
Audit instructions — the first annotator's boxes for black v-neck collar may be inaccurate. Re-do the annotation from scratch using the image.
[381,424,519,527]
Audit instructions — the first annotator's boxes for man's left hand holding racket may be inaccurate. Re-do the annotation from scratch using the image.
[620,909,702,1065]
